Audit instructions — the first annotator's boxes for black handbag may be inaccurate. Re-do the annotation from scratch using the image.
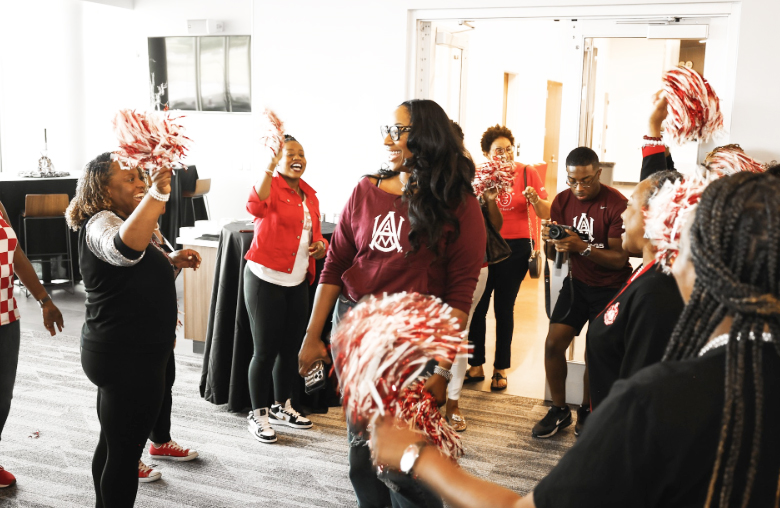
[525,166,542,279]
[482,204,511,265]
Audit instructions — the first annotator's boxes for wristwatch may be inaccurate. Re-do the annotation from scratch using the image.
[433,365,452,382]
[400,441,428,474]
[37,295,52,307]
[580,244,592,257]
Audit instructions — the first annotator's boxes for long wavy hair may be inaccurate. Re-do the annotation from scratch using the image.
[65,153,145,230]
[376,100,476,256]
[663,171,780,507]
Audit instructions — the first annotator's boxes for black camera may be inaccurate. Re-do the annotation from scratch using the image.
[547,225,591,269]
[548,224,589,242]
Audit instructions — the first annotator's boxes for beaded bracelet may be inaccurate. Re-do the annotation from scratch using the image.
[147,186,170,202]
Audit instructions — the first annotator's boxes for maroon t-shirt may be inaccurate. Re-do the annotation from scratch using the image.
[319,177,486,314]
[549,185,632,288]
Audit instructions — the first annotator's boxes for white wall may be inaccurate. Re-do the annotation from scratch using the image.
[82,0,256,222]
[252,2,409,219]
[456,19,567,165]
[0,0,86,174]
[730,0,780,163]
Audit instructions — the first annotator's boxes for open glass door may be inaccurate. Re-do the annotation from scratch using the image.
[562,16,731,187]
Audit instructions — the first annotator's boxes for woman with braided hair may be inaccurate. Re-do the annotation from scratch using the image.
[370,170,780,508]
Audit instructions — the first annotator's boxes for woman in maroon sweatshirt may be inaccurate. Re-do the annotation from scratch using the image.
[298,99,486,508]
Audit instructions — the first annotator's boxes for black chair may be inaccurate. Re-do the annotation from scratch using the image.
[19,194,75,295]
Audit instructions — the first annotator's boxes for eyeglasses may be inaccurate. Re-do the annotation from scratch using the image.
[380,125,412,142]
[566,170,601,189]
[492,147,514,156]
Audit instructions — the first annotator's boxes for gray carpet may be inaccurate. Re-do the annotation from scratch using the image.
[0,331,575,507]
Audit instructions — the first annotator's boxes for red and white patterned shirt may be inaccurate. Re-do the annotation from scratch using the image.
[0,217,20,326]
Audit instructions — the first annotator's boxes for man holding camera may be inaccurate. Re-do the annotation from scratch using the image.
[532,147,632,438]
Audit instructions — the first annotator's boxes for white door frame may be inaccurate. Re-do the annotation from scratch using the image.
[407,2,740,191]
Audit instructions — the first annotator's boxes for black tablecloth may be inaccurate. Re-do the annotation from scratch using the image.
[0,176,81,281]
[199,221,337,413]
[158,166,199,250]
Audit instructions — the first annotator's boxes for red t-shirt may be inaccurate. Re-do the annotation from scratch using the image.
[497,163,548,240]
[319,177,486,314]
[549,185,632,288]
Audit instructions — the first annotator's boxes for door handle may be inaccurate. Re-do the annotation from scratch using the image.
[551,155,557,163]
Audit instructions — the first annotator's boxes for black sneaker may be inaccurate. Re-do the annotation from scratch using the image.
[532,405,572,438]
[574,406,590,437]
[269,399,313,429]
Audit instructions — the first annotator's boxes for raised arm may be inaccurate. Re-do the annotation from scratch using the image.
[118,166,171,252]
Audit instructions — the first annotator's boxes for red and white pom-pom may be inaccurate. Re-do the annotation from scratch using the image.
[330,292,467,458]
[472,157,515,197]
[396,381,463,459]
[704,144,765,177]
[113,109,190,170]
[662,66,723,145]
[259,109,285,157]
[644,176,701,272]
[645,154,766,272]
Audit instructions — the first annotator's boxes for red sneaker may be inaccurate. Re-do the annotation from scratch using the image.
[138,460,161,483]
[0,465,16,488]
[148,440,198,461]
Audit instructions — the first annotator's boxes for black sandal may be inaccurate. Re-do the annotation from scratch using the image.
[490,372,507,391]
[463,370,485,383]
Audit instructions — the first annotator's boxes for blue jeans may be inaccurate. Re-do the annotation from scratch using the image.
[0,320,21,442]
[334,297,443,508]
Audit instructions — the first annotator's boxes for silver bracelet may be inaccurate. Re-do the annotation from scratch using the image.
[147,186,170,202]
[433,365,452,382]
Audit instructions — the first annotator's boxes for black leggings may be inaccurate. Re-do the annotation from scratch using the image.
[468,238,532,369]
[82,345,172,508]
[244,266,309,410]
[149,351,176,444]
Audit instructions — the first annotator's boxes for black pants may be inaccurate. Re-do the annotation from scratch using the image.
[149,351,176,444]
[244,266,309,410]
[468,238,532,369]
[82,345,172,508]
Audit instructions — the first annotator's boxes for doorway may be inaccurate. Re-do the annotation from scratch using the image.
[413,13,733,401]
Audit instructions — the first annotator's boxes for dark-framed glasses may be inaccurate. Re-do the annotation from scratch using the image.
[566,170,601,189]
[492,146,514,156]
[380,125,412,141]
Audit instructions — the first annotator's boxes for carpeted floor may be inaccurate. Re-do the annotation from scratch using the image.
[0,331,575,507]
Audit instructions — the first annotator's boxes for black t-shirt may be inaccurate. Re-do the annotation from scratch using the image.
[79,211,177,353]
[586,265,684,409]
[534,344,780,508]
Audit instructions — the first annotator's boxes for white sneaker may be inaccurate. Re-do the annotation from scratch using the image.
[248,408,277,443]
[269,399,313,429]
[138,460,162,483]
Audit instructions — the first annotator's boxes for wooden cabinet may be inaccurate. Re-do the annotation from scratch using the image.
[182,242,218,342]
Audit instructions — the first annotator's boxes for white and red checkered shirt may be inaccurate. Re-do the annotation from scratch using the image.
[0,217,20,326]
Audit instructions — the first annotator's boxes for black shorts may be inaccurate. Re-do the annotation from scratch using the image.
[550,277,619,335]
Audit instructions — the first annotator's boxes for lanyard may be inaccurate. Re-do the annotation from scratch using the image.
[596,259,657,319]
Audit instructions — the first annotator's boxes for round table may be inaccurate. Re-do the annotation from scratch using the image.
[199,221,337,413]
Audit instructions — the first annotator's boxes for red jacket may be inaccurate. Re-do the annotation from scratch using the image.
[245,175,328,284]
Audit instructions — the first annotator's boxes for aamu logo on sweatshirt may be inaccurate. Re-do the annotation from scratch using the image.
[573,213,596,244]
[370,212,405,253]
